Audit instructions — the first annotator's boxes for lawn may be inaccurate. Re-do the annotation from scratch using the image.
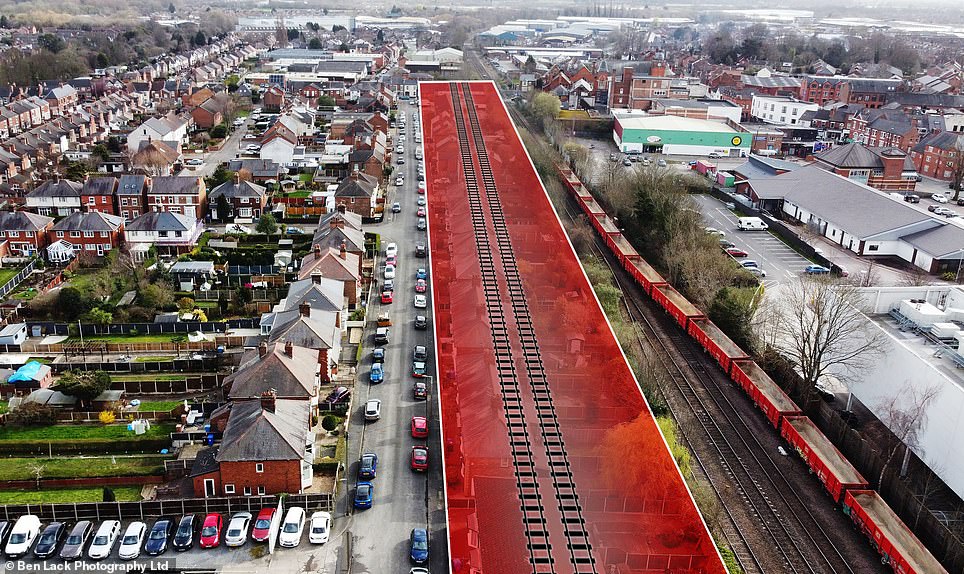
[0,455,172,481]
[0,423,175,441]
[136,401,183,412]
[284,190,312,198]
[79,334,179,343]
[111,374,187,382]
[135,356,176,363]
[0,401,7,414]
[0,265,22,287]
[0,486,142,504]
[26,357,52,364]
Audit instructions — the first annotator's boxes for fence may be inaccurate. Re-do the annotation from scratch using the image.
[25,318,259,337]
[0,493,334,522]
[0,258,38,298]
[0,358,227,374]
[0,475,164,490]
[50,410,179,423]
[193,288,283,302]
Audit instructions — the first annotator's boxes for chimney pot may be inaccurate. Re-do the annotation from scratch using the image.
[311,271,322,285]
[258,341,268,358]
[284,340,293,357]
[339,242,347,259]
[299,301,310,318]
[313,244,321,257]
[260,388,277,413]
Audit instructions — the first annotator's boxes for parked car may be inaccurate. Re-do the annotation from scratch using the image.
[932,193,949,203]
[741,260,760,269]
[33,522,67,559]
[719,239,735,249]
[172,515,197,551]
[411,416,429,438]
[374,328,390,345]
[410,528,429,564]
[381,291,394,304]
[414,315,428,330]
[414,380,428,400]
[365,399,382,421]
[278,507,306,548]
[354,482,374,509]
[59,520,93,560]
[370,363,384,384]
[705,227,725,237]
[358,453,378,480]
[411,446,429,471]
[417,196,426,206]
[144,517,175,556]
[199,513,224,549]
[904,194,920,203]
[386,242,398,258]
[251,509,276,543]
[415,279,427,293]
[657,158,667,167]
[395,177,404,186]
[928,204,939,212]
[804,264,831,275]
[622,158,632,166]
[5,515,41,558]
[88,520,121,560]
[414,294,427,308]
[417,218,427,230]
[383,279,395,292]
[118,522,147,560]
[185,158,204,166]
[415,243,427,257]
[386,255,397,266]
[392,202,401,213]
[224,512,252,547]
[746,267,767,278]
[308,512,332,545]
[725,247,748,258]
[384,265,396,279]
[415,268,428,280]
[417,206,426,217]
[324,386,352,405]
[372,347,385,363]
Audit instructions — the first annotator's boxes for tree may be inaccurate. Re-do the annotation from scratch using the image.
[87,308,113,326]
[103,487,116,502]
[874,383,941,488]
[92,143,110,161]
[168,2,176,13]
[138,279,174,310]
[210,123,228,139]
[0,15,9,29]
[308,38,323,50]
[256,212,278,234]
[332,24,347,33]
[193,31,206,47]
[178,297,195,312]
[250,87,261,104]
[38,33,66,54]
[8,403,55,426]
[54,370,112,409]
[528,92,561,131]
[64,161,88,181]
[208,165,232,188]
[58,287,90,321]
[27,461,45,490]
[287,28,300,41]
[763,277,888,405]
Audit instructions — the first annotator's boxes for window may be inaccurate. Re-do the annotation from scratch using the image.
[224,484,235,494]
[57,231,64,238]
[256,463,264,473]
[243,487,252,496]
[240,197,249,204]
[868,245,879,252]
[100,231,108,238]
[257,486,266,495]
[25,231,33,238]
[88,197,95,205]
[121,198,129,206]
[70,231,81,238]
[85,244,95,251]
[84,231,94,238]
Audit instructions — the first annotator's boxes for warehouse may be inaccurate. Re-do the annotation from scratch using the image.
[612,113,752,156]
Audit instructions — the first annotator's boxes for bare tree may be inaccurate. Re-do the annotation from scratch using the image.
[27,461,46,490]
[765,277,888,404]
[949,137,964,202]
[874,383,941,489]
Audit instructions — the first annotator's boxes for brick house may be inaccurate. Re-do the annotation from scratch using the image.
[81,177,118,215]
[191,97,224,130]
[608,62,671,110]
[911,131,964,181]
[265,304,340,382]
[224,341,321,402]
[263,86,286,113]
[299,83,322,101]
[298,245,361,307]
[147,176,207,219]
[332,171,377,218]
[190,392,313,497]
[0,211,54,256]
[847,109,920,152]
[311,209,365,274]
[47,211,125,261]
[813,143,918,191]
[125,210,203,260]
[117,175,149,222]
[207,175,267,222]
[25,178,84,217]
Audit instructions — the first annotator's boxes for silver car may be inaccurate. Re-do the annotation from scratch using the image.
[224,512,252,547]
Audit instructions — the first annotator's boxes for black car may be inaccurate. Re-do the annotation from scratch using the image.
[144,517,176,556]
[323,386,351,405]
[172,515,197,552]
[0,521,10,549]
[358,453,378,480]
[413,345,428,362]
[33,522,68,559]
[414,315,428,330]
[415,243,427,258]
[59,521,92,560]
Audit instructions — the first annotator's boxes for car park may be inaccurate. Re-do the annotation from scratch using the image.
[725,247,748,257]
[5,515,41,558]
[172,515,197,551]
[354,482,374,509]
[411,446,429,471]
[414,380,428,400]
[224,512,252,547]
[410,528,429,564]
[411,416,428,438]
[251,509,275,543]
[365,399,382,421]
[199,513,223,548]
[414,315,428,330]
[88,520,121,560]
[414,294,427,308]
[359,453,378,480]
[381,291,394,304]
[278,507,306,548]
[370,362,384,384]
[308,512,332,545]
[118,522,147,560]
[144,517,174,556]
[33,522,67,559]
[805,264,831,275]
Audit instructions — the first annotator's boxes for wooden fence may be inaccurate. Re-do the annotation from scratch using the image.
[110,374,225,395]
[0,475,164,490]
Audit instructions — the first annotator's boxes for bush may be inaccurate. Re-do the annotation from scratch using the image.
[7,403,56,426]
[98,411,116,425]
[941,272,957,282]
[349,308,366,321]
[321,415,339,432]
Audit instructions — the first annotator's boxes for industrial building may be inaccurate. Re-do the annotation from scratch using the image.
[613,113,751,156]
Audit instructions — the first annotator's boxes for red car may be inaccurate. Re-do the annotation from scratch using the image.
[417,207,426,217]
[251,508,276,542]
[381,291,394,304]
[413,380,428,400]
[385,255,397,267]
[415,279,427,293]
[411,416,428,438]
[199,513,223,548]
[725,247,748,258]
[417,186,425,194]
[411,446,429,471]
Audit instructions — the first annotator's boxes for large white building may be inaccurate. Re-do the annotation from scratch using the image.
[750,95,819,126]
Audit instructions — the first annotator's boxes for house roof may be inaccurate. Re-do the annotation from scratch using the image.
[901,224,964,258]
[282,277,344,313]
[82,177,118,196]
[126,210,196,232]
[226,159,282,177]
[334,173,377,198]
[814,143,915,170]
[27,179,83,199]
[299,246,361,281]
[117,175,148,196]
[52,211,124,232]
[0,211,53,232]
[150,176,202,195]
[209,180,266,201]
[912,131,964,153]
[317,210,363,231]
[226,342,318,400]
[216,398,310,462]
[170,261,215,274]
[311,224,365,254]
[268,309,338,350]
[133,140,181,165]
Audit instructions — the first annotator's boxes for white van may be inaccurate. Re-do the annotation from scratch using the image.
[737,217,769,231]
[5,515,41,558]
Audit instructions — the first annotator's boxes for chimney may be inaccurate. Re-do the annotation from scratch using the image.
[258,341,268,358]
[351,164,359,180]
[335,310,341,328]
[313,244,321,258]
[284,340,293,357]
[233,171,241,185]
[330,216,344,230]
[339,242,347,259]
[299,301,310,318]
[318,349,330,383]
[311,270,322,285]
[337,203,347,215]
[260,388,277,413]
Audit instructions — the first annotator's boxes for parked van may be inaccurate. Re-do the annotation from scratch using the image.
[737,217,769,231]
[5,515,41,558]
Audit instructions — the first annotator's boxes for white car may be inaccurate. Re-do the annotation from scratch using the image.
[4,515,41,558]
[278,507,306,548]
[245,144,260,151]
[398,134,406,141]
[88,520,121,560]
[396,177,404,186]
[932,193,949,203]
[385,242,398,258]
[364,399,381,421]
[384,265,396,279]
[118,522,146,560]
[414,294,427,309]
[224,512,252,547]
[308,511,332,544]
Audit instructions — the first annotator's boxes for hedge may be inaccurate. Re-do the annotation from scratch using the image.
[0,438,172,456]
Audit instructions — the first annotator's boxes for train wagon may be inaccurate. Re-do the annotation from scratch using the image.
[651,284,705,329]
[687,317,750,373]
[581,196,607,218]
[843,490,948,574]
[609,234,640,267]
[781,416,868,503]
[729,360,802,429]
[625,257,667,295]
[595,213,621,237]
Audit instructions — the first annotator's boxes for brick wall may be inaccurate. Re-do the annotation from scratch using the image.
[192,459,304,497]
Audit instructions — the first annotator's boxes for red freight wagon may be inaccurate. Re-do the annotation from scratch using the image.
[687,317,749,373]
[843,490,948,574]
[781,416,868,503]
[574,185,594,203]
[626,257,666,295]
[652,284,704,329]
[730,360,802,429]
[595,213,620,236]
[609,234,640,266]
[581,196,606,217]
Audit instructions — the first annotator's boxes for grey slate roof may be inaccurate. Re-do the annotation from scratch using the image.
[742,75,801,89]
[149,176,201,195]
[267,310,338,350]
[814,143,914,170]
[902,224,964,258]
[311,224,365,254]
[117,175,148,196]
[28,179,83,198]
[216,399,310,462]
[226,342,318,400]
[209,180,266,201]
[0,211,53,232]
[732,155,798,181]
[52,211,124,232]
[912,131,964,153]
[334,173,377,198]
[283,277,344,313]
[226,159,282,178]
[82,177,118,196]
[126,210,196,232]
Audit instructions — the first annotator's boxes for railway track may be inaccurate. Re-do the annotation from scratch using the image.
[560,196,854,574]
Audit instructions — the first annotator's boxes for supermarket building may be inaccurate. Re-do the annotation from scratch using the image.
[613,113,752,157]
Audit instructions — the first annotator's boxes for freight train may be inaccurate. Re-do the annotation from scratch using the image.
[556,162,947,574]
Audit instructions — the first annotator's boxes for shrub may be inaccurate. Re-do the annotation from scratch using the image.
[8,403,56,426]
[321,415,339,432]
[98,411,116,425]
[941,272,956,282]
[349,308,366,321]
